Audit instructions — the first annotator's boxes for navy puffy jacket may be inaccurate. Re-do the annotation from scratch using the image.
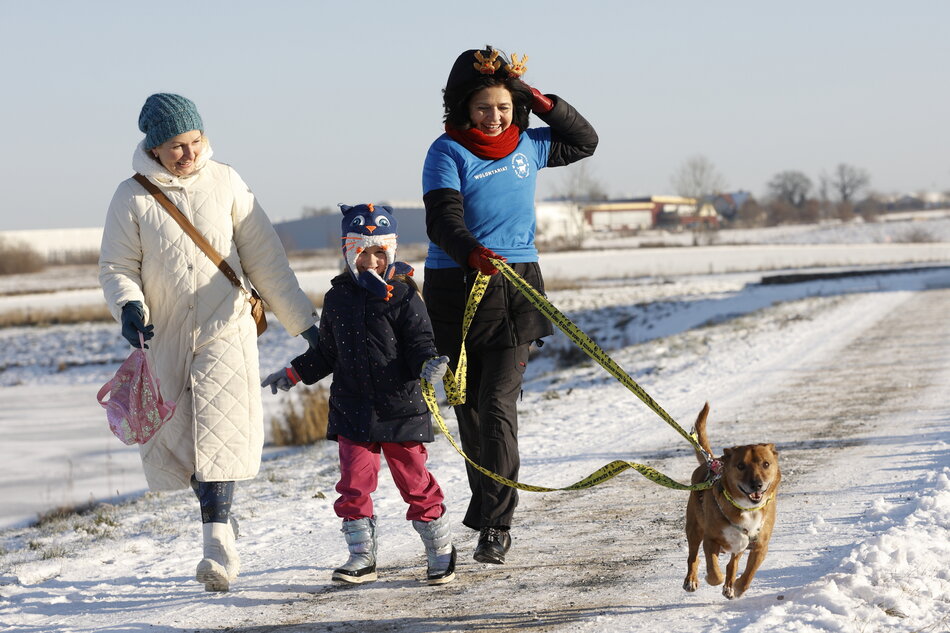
[291,273,438,443]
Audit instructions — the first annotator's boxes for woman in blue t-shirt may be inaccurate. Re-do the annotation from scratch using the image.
[422,46,598,565]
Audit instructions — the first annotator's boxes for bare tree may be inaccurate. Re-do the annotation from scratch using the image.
[856,194,884,221]
[553,161,608,202]
[765,200,798,226]
[830,163,870,203]
[670,155,727,199]
[801,199,820,224]
[767,170,813,208]
[817,171,834,220]
[542,162,604,250]
[735,198,764,228]
[835,201,855,222]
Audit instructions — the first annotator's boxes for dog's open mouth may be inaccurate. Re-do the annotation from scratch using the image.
[738,483,767,503]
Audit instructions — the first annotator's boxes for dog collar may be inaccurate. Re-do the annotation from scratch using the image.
[711,490,756,540]
[720,483,774,512]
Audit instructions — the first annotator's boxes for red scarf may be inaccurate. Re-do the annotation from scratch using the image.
[445,124,520,160]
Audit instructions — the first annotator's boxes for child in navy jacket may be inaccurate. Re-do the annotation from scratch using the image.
[262,204,454,585]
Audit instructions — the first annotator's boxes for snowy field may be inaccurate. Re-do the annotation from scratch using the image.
[1,217,949,632]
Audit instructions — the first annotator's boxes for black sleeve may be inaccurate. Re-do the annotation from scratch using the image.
[423,188,481,268]
[536,94,599,168]
[290,304,335,384]
[290,347,331,385]
[397,291,440,376]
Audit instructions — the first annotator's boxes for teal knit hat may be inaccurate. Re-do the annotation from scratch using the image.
[138,93,204,149]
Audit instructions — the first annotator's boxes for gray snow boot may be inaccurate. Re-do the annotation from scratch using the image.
[412,514,456,585]
[332,517,378,584]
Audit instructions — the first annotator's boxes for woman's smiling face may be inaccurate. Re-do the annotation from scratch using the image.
[467,85,513,136]
[151,130,204,177]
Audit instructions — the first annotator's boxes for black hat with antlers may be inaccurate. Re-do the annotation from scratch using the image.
[442,45,532,129]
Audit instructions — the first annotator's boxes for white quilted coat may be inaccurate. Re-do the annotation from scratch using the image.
[99,141,317,491]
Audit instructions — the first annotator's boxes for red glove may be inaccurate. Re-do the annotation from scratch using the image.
[468,246,506,276]
[527,85,554,114]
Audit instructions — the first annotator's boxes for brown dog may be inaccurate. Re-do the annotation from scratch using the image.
[683,403,780,599]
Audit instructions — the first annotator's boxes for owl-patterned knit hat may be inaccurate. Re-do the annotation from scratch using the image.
[340,203,400,299]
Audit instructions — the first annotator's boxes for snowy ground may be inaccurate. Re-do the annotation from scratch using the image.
[1,218,949,632]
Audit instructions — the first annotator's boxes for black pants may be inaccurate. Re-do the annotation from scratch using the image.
[456,344,530,530]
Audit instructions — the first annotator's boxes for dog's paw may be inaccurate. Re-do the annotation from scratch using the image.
[683,577,699,592]
[733,579,750,598]
[722,585,735,600]
[706,572,724,586]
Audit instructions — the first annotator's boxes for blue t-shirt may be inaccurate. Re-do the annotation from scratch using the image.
[422,128,552,268]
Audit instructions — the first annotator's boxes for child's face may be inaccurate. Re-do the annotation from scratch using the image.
[356,245,388,276]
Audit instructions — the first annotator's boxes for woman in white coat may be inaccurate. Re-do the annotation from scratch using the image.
[99,93,318,592]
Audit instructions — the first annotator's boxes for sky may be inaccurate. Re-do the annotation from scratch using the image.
[1,220,948,631]
[1,1,949,230]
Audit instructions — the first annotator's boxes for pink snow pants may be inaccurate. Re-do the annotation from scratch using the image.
[335,437,445,522]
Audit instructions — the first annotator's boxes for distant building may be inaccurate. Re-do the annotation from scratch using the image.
[582,196,720,232]
[920,191,950,207]
[277,200,595,253]
[710,191,752,222]
[273,191,751,255]
[535,201,586,246]
[274,202,428,252]
[870,191,949,213]
[582,200,655,232]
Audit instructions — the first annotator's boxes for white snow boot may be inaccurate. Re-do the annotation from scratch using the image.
[332,517,378,584]
[412,514,456,585]
[196,519,240,592]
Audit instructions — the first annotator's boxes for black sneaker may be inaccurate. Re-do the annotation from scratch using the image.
[473,527,511,564]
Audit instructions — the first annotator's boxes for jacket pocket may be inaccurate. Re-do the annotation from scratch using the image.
[509,262,554,345]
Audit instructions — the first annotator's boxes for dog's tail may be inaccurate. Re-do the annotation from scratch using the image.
[692,402,713,465]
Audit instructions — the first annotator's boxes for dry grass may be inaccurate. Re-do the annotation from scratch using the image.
[47,249,100,266]
[0,304,113,328]
[0,238,45,275]
[270,384,330,446]
[0,294,313,329]
[896,227,938,243]
[543,277,584,291]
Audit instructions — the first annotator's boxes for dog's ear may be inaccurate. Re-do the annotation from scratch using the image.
[764,443,777,456]
[722,447,733,459]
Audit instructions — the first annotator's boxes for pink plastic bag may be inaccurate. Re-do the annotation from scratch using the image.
[97,333,176,445]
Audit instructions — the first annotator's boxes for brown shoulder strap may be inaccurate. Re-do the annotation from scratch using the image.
[132,173,245,291]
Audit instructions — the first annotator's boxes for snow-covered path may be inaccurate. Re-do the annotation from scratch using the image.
[254,281,949,633]
[2,269,948,632]
[262,278,950,633]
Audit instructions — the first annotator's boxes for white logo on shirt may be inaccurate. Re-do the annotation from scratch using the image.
[512,153,530,179]
[474,166,508,180]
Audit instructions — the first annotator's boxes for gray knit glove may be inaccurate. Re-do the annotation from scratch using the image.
[420,356,450,383]
[261,367,300,394]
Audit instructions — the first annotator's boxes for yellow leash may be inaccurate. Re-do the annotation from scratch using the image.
[439,273,489,406]
[421,260,716,492]
[491,259,705,455]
